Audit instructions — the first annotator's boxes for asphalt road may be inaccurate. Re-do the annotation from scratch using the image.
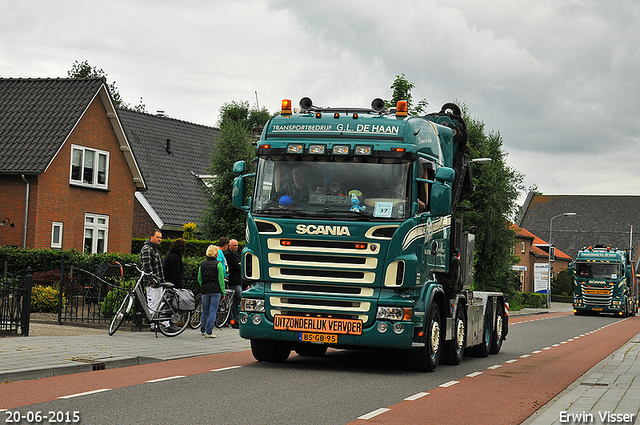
[3,312,637,425]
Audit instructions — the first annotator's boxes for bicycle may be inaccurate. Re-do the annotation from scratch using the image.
[108,263,192,337]
[189,289,235,329]
[189,292,202,329]
[215,288,235,328]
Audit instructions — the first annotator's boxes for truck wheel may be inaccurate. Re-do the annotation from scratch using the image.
[409,300,442,372]
[489,302,504,354]
[471,303,492,357]
[251,339,291,363]
[443,306,465,365]
[294,344,328,357]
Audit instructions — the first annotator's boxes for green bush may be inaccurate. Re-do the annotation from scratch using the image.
[0,243,246,289]
[552,294,573,303]
[131,238,244,258]
[100,280,135,318]
[31,285,66,313]
[508,292,548,310]
[553,268,573,296]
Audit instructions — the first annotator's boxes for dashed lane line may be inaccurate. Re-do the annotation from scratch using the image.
[357,408,390,420]
[439,381,459,388]
[211,366,243,372]
[145,375,186,383]
[58,389,112,399]
[404,392,429,401]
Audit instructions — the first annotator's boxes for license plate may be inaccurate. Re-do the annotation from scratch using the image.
[274,315,363,335]
[299,333,338,344]
[593,308,603,311]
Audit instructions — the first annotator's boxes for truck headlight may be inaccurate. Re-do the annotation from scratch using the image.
[242,298,265,312]
[376,307,412,321]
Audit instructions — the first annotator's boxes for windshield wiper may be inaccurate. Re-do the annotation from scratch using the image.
[253,208,309,216]
[314,209,371,218]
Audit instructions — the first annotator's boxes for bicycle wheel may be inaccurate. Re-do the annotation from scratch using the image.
[189,293,202,329]
[157,300,191,337]
[109,293,133,336]
[215,296,232,328]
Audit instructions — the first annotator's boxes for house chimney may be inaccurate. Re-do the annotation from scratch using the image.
[165,138,172,154]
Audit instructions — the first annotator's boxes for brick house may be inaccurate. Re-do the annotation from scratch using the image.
[117,109,220,240]
[0,78,145,253]
[512,224,572,293]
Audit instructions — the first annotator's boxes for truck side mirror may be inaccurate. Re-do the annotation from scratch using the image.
[434,166,455,183]
[430,167,455,216]
[232,176,250,212]
[233,160,246,176]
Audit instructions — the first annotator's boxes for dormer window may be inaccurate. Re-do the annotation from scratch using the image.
[70,145,109,189]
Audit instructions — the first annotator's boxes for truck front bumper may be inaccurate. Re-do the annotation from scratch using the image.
[238,312,418,349]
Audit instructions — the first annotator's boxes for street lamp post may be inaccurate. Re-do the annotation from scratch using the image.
[548,212,577,307]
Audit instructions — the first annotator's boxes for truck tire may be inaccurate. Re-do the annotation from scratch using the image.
[489,302,504,354]
[251,339,291,363]
[442,305,465,365]
[294,344,328,357]
[470,303,491,358]
[408,300,442,372]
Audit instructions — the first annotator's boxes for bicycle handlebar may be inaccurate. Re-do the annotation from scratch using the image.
[123,263,166,287]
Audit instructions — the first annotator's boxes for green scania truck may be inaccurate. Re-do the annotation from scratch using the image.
[231,97,508,372]
[570,245,638,317]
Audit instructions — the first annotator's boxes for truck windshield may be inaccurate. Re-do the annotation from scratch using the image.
[576,263,620,279]
[252,156,411,220]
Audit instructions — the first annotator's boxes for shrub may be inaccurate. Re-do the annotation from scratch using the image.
[508,291,547,310]
[183,222,197,240]
[100,280,135,318]
[31,285,66,313]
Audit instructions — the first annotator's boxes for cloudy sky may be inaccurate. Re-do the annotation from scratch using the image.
[2,0,639,204]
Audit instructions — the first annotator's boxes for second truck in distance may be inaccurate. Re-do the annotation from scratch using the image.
[571,245,638,317]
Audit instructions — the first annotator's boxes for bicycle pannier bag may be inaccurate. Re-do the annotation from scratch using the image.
[175,288,195,311]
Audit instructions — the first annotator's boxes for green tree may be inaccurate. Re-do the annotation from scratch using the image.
[200,102,271,240]
[386,73,525,296]
[553,268,572,295]
[67,60,147,112]
[385,73,429,115]
[460,109,525,296]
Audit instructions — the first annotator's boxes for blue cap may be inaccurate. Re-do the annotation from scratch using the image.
[279,195,293,206]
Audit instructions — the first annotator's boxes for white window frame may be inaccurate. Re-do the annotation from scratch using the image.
[84,213,109,254]
[70,144,110,189]
[51,222,63,249]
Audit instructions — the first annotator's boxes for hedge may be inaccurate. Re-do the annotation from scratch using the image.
[0,246,206,287]
[131,238,244,258]
[508,292,548,310]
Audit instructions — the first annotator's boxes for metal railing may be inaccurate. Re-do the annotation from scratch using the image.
[0,266,32,336]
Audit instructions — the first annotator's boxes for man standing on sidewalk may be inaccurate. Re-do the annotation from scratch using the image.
[216,237,229,280]
[225,239,242,329]
[140,229,174,332]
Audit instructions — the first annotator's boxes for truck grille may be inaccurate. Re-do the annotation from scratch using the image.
[265,237,381,323]
[581,286,613,306]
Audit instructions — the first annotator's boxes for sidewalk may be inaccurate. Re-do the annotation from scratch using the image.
[0,324,250,383]
[521,325,640,425]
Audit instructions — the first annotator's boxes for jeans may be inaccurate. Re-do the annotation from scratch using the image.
[200,292,222,335]
[230,285,243,323]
